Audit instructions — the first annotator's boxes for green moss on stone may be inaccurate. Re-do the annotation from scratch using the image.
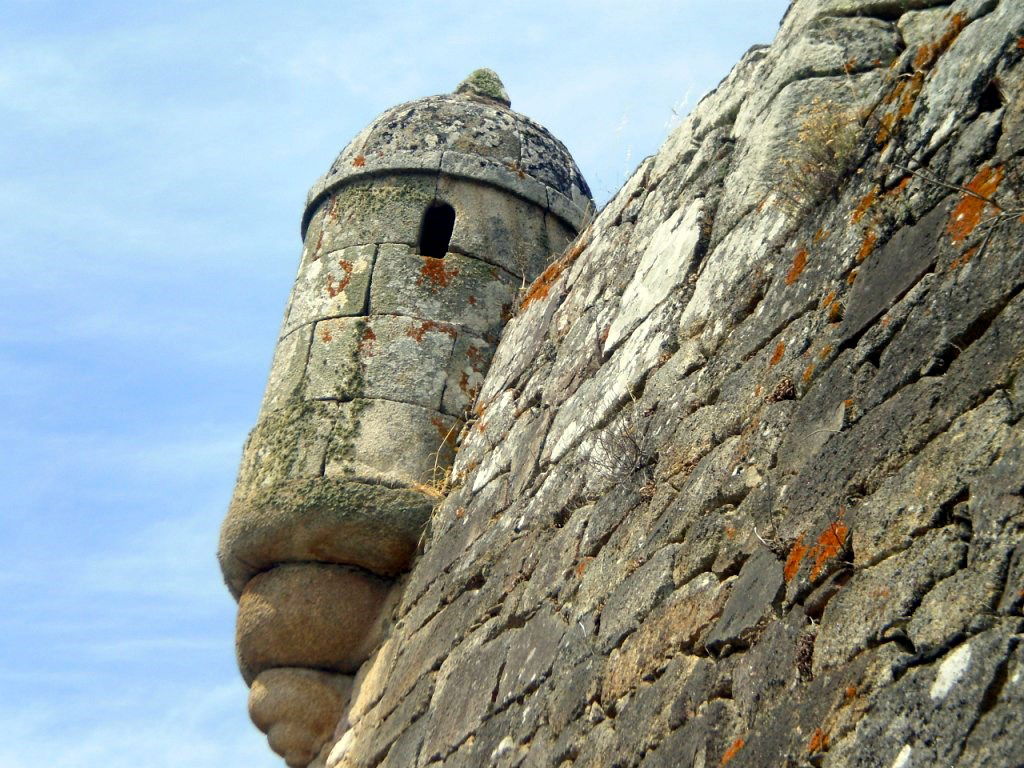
[455,69,511,107]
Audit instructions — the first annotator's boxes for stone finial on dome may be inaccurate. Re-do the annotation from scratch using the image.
[454,68,511,107]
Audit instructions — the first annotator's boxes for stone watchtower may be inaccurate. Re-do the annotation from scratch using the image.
[219,70,591,767]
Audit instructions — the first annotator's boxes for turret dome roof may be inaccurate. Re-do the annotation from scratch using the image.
[303,70,592,235]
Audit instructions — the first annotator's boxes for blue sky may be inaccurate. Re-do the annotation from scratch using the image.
[0,2,788,765]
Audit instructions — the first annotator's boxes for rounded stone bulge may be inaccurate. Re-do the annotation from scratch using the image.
[235,562,392,684]
[249,668,353,768]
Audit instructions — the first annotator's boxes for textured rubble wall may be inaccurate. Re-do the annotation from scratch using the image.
[324,1,1024,766]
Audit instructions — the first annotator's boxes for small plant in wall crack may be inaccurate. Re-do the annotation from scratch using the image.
[775,98,864,216]
[587,394,658,496]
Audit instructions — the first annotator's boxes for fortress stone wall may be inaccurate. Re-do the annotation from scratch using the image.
[223,1,1024,765]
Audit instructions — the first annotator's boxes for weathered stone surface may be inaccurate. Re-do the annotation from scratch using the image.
[705,548,784,652]
[441,332,493,418]
[814,527,967,674]
[419,631,509,762]
[832,625,1023,768]
[283,244,376,336]
[598,545,678,649]
[604,573,730,701]
[305,315,455,409]
[323,398,459,488]
[250,669,353,768]
[220,478,432,596]
[304,78,593,238]
[495,608,566,706]
[369,244,517,340]
[261,325,313,413]
[236,563,391,683]
[605,199,704,352]
[228,6,1024,767]
[439,175,553,279]
[308,174,437,254]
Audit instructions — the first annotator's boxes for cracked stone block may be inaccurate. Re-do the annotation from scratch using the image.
[283,244,376,335]
[604,572,730,701]
[835,625,1022,768]
[813,527,966,675]
[369,243,518,339]
[323,398,459,488]
[307,174,437,257]
[705,548,784,653]
[305,315,455,410]
[439,175,553,279]
[496,608,566,706]
[599,545,678,649]
[261,325,313,413]
[420,632,510,762]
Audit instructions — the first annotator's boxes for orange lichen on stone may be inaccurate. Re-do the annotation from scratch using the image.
[725,525,737,540]
[352,155,366,167]
[882,78,905,106]
[827,301,844,323]
[888,177,912,197]
[898,74,924,118]
[406,320,458,343]
[720,738,745,766]
[575,557,594,578]
[325,259,354,297]
[819,345,833,360]
[947,165,1004,244]
[807,728,830,754]
[875,111,898,144]
[784,535,808,582]
[769,342,786,366]
[320,327,333,342]
[810,518,849,580]
[876,72,925,143]
[914,12,968,71]
[1018,37,1024,50]
[787,517,850,584]
[851,187,878,223]
[813,228,831,244]
[520,259,566,309]
[845,684,858,700]
[519,229,594,311]
[846,269,859,286]
[786,249,808,285]
[949,245,980,270]
[419,257,460,288]
[821,291,837,309]
[802,363,816,383]
[858,230,878,263]
[465,344,485,370]
[358,326,376,354]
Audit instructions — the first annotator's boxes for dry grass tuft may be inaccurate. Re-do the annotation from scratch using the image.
[775,98,863,216]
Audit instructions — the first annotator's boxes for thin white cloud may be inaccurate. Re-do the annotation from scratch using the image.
[0,683,278,768]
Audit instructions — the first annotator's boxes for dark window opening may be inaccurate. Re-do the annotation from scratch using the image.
[418,202,456,258]
[978,80,1003,114]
